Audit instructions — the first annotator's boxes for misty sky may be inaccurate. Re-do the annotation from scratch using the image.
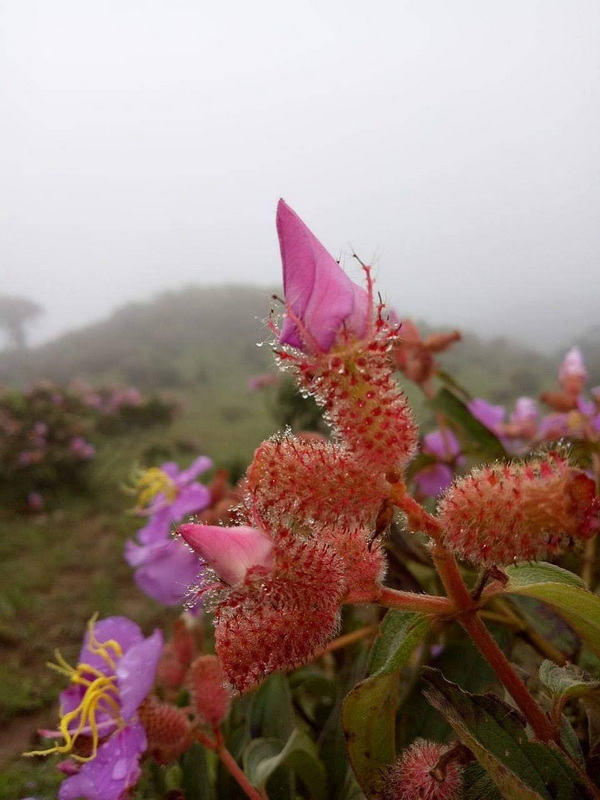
[1,0,599,351]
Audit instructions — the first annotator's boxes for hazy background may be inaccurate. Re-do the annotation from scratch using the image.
[1,0,598,350]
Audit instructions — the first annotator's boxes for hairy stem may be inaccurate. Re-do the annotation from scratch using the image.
[376,585,453,615]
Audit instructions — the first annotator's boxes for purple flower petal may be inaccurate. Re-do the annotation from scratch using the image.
[538,413,570,439]
[277,199,369,352]
[116,630,163,721]
[468,398,506,433]
[176,455,213,486]
[169,483,212,521]
[127,537,201,606]
[423,429,461,460]
[135,507,172,544]
[58,723,146,800]
[511,396,538,423]
[78,618,144,673]
[414,463,454,497]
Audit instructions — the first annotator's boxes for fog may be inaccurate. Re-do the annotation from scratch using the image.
[1,0,599,351]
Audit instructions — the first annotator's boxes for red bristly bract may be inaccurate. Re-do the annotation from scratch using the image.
[137,696,192,765]
[246,433,390,533]
[188,654,231,728]
[276,313,418,476]
[383,739,463,800]
[437,453,599,566]
[214,535,347,693]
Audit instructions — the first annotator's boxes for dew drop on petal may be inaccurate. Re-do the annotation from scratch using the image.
[112,758,129,780]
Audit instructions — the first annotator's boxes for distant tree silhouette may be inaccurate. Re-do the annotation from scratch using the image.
[0,294,43,349]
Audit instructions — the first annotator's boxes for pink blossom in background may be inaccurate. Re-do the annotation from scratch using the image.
[413,428,464,497]
[27,492,44,512]
[247,373,279,392]
[69,436,95,460]
[467,398,506,434]
[558,346,587,394]
[276,199,369,353]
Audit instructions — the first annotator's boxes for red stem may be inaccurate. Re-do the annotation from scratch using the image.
[194,728,266,800]
[459,610,557,743]
[389,485,559,743]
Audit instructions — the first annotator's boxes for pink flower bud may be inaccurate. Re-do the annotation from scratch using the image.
[438,454,599,566]
[178,523,275,586]
[383,740,463,800]
[277,199,369,353]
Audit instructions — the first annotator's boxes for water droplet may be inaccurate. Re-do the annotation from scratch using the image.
[112,758,129,780]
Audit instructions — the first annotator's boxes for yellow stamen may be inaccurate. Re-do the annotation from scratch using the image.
[126,466,177,511]
[24,616,126,762]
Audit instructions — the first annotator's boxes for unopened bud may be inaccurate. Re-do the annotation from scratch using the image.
[438,454,599,566]
[383,739,463,800]
[188,655,231,727]
[138,696,192,765]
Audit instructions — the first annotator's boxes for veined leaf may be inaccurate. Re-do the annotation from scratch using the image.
[540,661,600,701]
[423,668,590,800]
[502,563,600,660]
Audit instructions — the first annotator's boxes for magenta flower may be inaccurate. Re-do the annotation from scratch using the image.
[27,616,162,800]
[413,428,463,497]
[276,199,369,353]
[467,398,506,434]
[125,456,213,605]
[178,523,275,586]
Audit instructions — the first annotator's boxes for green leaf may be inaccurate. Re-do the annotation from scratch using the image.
[368,609,432,677]
[398,637,499,748]
[503,563,600,660]
[509,596,580,658]
[248,672,295,741]
[423,668,590,800]
[430,387,507,460]
[243,730,328,800]
[505,563,585,591]
[436,369,473,402]
[180,743,215,800]
[342,611,431,796]
[539,661,600,700]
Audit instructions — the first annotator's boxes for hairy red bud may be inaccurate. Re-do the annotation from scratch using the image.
[383,740,463,800]
[438,454,599,566]
[188,655,231,728]
[138,696,192,765]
